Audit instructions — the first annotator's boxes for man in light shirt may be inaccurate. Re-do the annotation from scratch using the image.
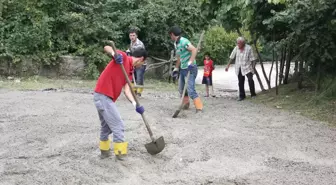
[127,29,146,97]
[226,37,257,101]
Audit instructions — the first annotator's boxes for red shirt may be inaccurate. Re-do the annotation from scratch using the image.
[94,50,133,102]
[203,59,214,77]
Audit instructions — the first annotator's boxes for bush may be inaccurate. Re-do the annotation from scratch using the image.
[196,26,239,66]
[0,0,206,79]
[195,26,261,66]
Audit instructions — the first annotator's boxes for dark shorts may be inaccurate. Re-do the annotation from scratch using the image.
[202,75,212,85]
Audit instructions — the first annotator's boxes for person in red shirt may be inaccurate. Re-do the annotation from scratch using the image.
[93,42,147,159]
[202,53,215,97]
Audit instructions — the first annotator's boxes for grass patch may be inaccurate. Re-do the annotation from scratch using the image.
[0,75,204,93]
[251,82,336,126]
[0,76,97,91]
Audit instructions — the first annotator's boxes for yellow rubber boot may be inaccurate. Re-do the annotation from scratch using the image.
[137,87,143,96]
[99,139,111,159]
[193,97,203,113]
[131,83,137,94]
[113,142,128,160]
[182,96,190,110]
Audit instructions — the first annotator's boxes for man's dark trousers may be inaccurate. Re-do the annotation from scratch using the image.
[238,68,256,99]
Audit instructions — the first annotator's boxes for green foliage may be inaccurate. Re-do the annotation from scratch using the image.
[1,0,58,65]
[267,0,287,4]
[264,0,336,71]
[318,77,336,99]
[0,0,205,79]
[2,0,335,85]
[200,0,336,97]
[200,0,247,34]
[195,25,262,66]
[116,0,206,57]
[197,26,239,65]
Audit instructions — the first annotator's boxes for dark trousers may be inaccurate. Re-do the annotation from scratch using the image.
[238,69,256,98]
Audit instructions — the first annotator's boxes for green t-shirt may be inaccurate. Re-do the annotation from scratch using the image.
[175,37,196,69]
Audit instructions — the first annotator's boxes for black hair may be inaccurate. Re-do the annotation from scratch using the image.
[168,26,182,36]
[204,52,211,59]
[131,47,148,60]
[129,28,138,35]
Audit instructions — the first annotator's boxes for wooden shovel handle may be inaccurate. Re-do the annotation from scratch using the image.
[108,41,155,142]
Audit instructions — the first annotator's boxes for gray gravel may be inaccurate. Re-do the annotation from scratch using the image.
[0,89,335,185]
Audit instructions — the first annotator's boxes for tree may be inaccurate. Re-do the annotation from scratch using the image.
[198,26,239,65]
[0,0,206,79]
[201,0,336,96]
[264,0,336,91]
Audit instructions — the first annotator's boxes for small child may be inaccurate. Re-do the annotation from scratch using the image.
[202,53,215,97]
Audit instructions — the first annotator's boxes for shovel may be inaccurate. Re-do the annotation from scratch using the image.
[172,71,190,118]
[109,41,165,155]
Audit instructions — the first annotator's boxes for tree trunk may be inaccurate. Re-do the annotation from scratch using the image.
[254,69,266,91]
[6,60,11,76]
[316,62,322,92]
[0,1,3,18]
[283,47,292,84]
[275,51,279,95]
[236,28,242,36]
[279,48,283,84]
[304,61,309,72]
[253,39,271,90]
[298,60,304,89]
[269,49,275,85]
[279,47,286,85]
[294,60,299,79]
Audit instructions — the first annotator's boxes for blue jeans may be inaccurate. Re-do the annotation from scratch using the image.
[178,66,199,99]
[134,65,146,85]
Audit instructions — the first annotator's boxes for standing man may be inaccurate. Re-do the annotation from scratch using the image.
[94,42,147,159]
[169,26,203,113]
[225,37,257,101]
[127,28,146,97]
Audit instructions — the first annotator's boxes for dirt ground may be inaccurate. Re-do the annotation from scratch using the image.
[0,83,335,185]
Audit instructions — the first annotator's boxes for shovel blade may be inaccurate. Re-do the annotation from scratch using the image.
[172,104,184,118]
[172,109,181,118]
[145,136,165,155]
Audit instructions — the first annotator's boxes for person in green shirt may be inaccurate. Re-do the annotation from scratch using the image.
[169,26,203,113]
